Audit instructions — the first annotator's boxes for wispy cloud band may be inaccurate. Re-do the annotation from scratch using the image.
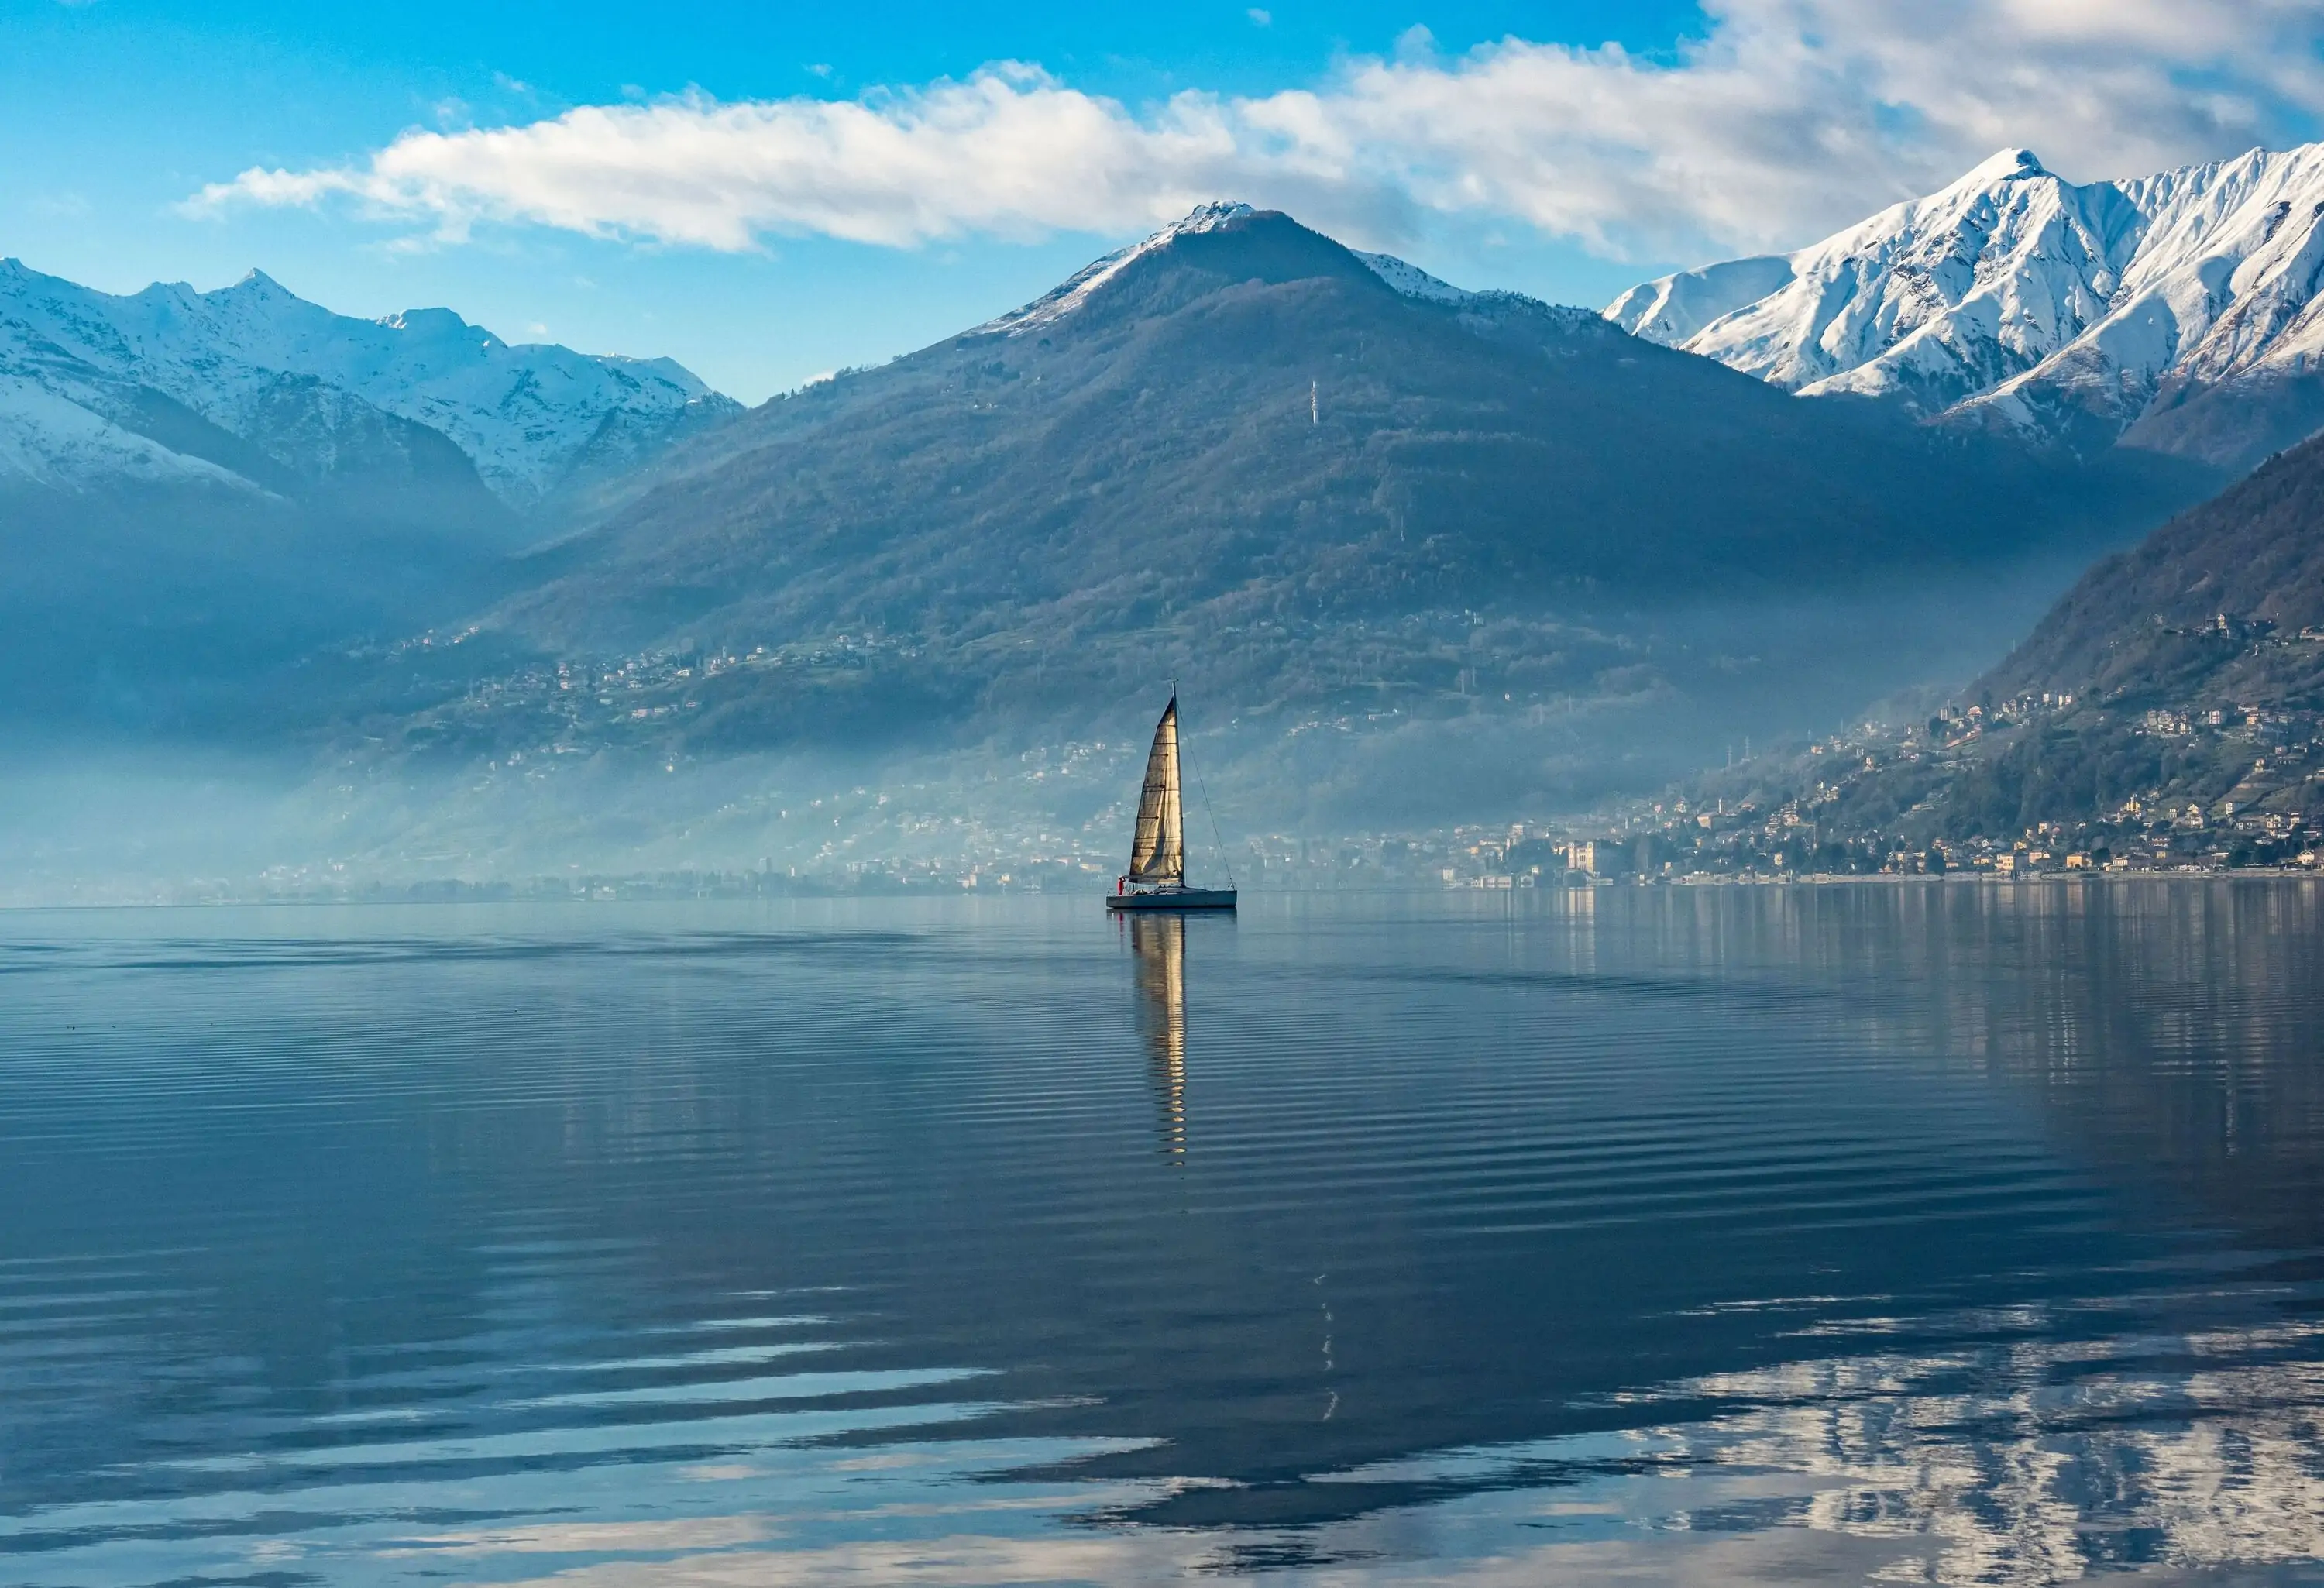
[188,0,2324,260]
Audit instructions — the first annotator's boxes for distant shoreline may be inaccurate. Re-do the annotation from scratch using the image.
[1645,869,2322,886]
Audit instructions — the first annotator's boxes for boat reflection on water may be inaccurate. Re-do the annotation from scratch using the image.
[1126,911,1188,1161]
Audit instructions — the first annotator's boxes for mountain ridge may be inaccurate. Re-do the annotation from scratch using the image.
[0,256,741,514]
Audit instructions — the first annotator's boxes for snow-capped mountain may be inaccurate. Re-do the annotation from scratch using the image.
[978,202,1264,335]
[1607,143,2324,470]
[978,200,1517,335]
[0,259,739,508]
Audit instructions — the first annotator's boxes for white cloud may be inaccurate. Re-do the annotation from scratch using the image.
[189,69,1270,251]
[187,0,2324,261]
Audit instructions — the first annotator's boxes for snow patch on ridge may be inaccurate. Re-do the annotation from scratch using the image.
[0,373,262,493]
[1606,256,1795,346]
[1352,251,1474,304]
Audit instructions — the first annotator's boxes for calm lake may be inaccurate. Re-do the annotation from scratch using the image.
[5,885,2324,1586]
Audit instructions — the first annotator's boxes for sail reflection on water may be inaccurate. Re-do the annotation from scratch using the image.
[1127,913,1188,1160]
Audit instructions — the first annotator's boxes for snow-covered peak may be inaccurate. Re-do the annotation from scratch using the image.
[983,203,1511,335]
[1708,148,2143,405]
[1604,138,2324,455]
[1953,147,2047,188]
[373,306,513,357]
[980,202,1263,335]
[0,260,737,504]
[1604,150,2086,371]
[1172,200,1258,235]
[228,268,296,297]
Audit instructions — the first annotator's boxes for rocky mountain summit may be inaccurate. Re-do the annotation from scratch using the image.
[1609,142,2324,473]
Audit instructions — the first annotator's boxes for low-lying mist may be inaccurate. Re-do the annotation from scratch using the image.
[0,563,2113,905]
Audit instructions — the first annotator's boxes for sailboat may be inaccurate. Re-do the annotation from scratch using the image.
[1107,694,1237,911]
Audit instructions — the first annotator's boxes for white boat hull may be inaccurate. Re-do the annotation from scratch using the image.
[1106,888,1237,912]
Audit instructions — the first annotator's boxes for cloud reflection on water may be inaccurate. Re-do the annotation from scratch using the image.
[440,1312,2324,1586]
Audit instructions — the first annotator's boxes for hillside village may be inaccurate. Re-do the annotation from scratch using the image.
[1536,693,2324,884]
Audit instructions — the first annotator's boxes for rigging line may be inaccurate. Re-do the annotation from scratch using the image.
[1179,701,1236,891]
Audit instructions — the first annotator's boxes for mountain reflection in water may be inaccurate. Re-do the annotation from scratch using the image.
[5,885,2324,1585]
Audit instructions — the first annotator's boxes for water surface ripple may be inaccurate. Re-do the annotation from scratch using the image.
[3,885,2323,1584]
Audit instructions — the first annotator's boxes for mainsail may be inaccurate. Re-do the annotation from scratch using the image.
[1126,697,1185,885]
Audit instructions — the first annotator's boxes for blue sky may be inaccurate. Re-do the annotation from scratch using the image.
[7,0,2323,400]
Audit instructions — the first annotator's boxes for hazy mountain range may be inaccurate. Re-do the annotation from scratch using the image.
[27,146,2324,891]
[1607,142,2324,476]
[0,259,741,739]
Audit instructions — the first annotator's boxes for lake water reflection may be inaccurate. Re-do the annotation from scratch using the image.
[5,884,2324,1586]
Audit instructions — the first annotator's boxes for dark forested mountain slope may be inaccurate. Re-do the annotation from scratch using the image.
[521,208,2186,644]
[1781,435,2324,845]
[1984,433,2324,706]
